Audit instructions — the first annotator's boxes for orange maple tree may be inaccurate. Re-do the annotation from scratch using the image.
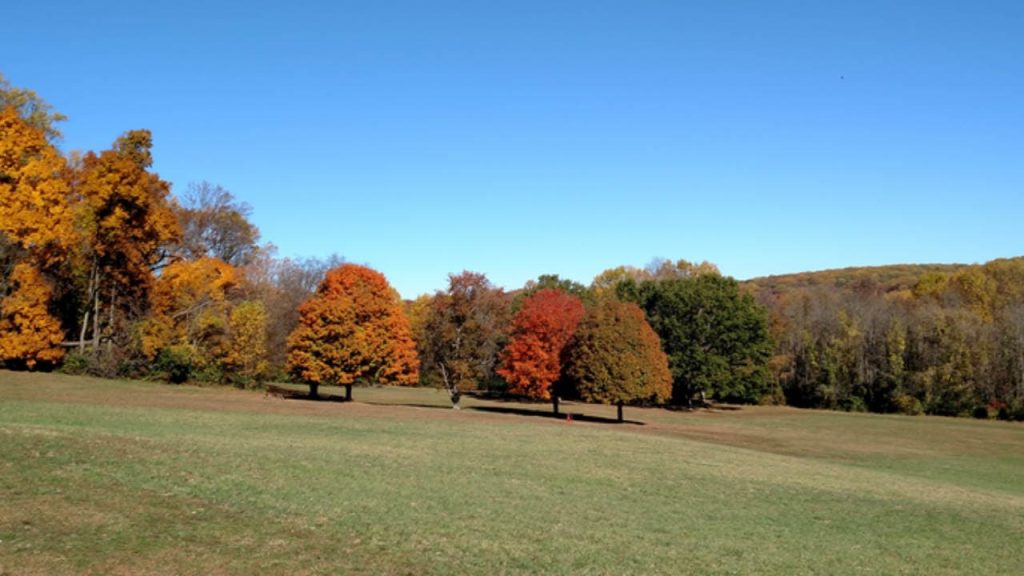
[0,263,65,369]
[498,288,585,414]
[287,264,419,399]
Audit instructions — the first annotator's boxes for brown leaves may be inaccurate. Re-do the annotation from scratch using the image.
[565,298,671,406]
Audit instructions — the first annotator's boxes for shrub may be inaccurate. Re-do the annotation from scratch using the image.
[59,352,91,375]
[155,345,193,384]
[894,394,924,416]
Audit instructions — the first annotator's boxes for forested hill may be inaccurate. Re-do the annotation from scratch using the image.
[743,263,969,298]
[742,256,1024,418]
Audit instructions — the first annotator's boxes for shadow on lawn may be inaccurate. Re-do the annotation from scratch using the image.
[469,405,645,426]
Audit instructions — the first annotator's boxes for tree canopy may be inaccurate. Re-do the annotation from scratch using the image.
[287,264,419,399]
[420,271,510,407]
[631,275,773,405]
[564,298,672,422]
[498,288,584,414]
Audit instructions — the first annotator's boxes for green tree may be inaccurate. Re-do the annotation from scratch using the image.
[632,275,773,405]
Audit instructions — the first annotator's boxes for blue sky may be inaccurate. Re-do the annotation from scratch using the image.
[4,1,1022,298]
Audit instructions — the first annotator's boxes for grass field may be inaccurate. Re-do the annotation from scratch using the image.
[1,370,1022,575]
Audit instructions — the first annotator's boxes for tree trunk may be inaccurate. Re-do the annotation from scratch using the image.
[309,382,319,399]
[92,272,101,351]
[552,394,560,416]
[617,401,623,423]
[79,262,96,353]
[78,309,90,354]
[345,384,352,402]
[107,285,115,353]
[439,363,460,409]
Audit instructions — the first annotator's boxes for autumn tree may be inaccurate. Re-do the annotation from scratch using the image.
[287,264,419,400]
[421,271,510,407]
[498,288,584,415]
[74,129,180,352]
[176,181,261,266]
[0,263,65,369]
[0,107,76,269]
[405,293,439,387]
[138,257,239,380]
[564,298,671,422]
[222,300,269,387]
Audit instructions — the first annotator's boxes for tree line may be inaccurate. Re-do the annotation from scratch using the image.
[748,259,1024,419]
[2,74,1021,421]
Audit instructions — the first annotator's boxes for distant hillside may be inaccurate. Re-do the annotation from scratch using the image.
[744,262,971,298]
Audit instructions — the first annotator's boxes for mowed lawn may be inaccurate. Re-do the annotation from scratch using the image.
[1,371,1022,575]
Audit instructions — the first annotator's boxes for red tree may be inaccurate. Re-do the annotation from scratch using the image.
[498,288,585,415]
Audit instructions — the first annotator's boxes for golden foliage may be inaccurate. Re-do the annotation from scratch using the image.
[565,298,672,406]
[0,107,76,268]
[222,300,269,383]
[76,131,180,293]
[0,263,64,369]
[140,257,238,366]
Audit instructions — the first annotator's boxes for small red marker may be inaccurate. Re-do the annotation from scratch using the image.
[566,414,573,423]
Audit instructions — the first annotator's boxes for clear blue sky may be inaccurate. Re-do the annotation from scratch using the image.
[4,1,1022,298]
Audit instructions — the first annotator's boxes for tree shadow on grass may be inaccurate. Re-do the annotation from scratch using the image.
[663,403,743,412]
[361,401,456,411]
[265,384,350,403]
[469,405,645,426]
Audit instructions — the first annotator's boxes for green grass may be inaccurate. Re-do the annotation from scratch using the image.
[1,371,1022,575]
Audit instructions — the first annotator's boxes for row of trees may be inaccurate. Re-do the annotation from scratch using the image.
[286,266,674,420]
[284,260,772,420]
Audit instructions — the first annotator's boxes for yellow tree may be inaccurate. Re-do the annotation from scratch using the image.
[0,263,65,369]
[139,257,239,377]
[222,300,269,386]
[0,107,76,269]
[287,264,419,400]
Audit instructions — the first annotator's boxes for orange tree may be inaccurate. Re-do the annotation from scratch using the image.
[498,288,584,415]
[74,130,180,352]
[564,298,672,422]
[286,264,419,400]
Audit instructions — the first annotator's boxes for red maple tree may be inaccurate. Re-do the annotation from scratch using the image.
[498,288,585,415]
